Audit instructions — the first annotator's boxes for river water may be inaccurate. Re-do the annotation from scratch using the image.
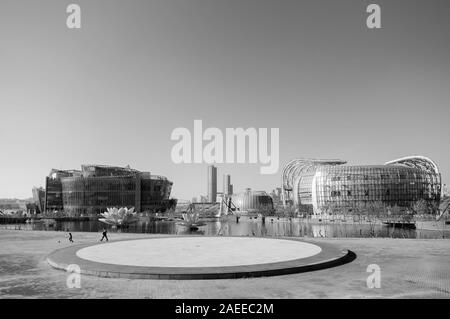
[3,216,449,239]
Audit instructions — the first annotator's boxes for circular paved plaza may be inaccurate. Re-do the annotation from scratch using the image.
[47,236,355,279]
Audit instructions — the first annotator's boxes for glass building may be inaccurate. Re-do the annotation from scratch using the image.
[281,156,441,215]
[39,165,175,215]
[232,189,275,215]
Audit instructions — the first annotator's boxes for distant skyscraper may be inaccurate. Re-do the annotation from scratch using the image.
[223,174,231,196]
[207,165,217,202]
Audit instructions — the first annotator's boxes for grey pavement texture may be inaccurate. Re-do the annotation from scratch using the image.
[0,230,449,298]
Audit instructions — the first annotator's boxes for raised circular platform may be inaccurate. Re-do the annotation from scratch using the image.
[47,236,355,279]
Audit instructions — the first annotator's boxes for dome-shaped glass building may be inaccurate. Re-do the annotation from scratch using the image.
[281,156,441,215]
[231,189,274,215]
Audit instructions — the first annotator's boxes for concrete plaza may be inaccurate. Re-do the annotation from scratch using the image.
[47,236,350,279]
[0,229,449,298]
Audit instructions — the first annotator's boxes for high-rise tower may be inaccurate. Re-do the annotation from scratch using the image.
[223,174,231,196]
[207,165,217,202]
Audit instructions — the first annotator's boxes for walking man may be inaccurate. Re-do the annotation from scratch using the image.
[68,232,73,243]
[100,228,108,242]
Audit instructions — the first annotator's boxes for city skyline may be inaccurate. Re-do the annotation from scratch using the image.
[1,0,450,200]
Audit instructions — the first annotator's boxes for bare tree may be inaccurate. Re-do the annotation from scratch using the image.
[411,199,428,216]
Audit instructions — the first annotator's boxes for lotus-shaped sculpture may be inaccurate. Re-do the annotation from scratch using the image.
[99,207,139,227]
[177,204,206,230]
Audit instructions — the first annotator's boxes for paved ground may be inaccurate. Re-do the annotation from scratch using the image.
[0,229,450,298]
[76,237,322,267]
[48,236,348,279]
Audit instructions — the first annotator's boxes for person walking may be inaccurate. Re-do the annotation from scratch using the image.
[68,232,73,243]
[100,228,108,242]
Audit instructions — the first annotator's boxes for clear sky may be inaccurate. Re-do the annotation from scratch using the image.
[1,0,449,200]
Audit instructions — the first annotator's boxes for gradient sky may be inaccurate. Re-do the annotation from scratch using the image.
[1,0,449,200]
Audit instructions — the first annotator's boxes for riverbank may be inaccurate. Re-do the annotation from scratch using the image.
[1,215,449,239]
[0,229,449,298]
[0,216,95,224]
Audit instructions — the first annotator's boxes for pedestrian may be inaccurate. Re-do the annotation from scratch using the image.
[100,228,108,242]
[68,232,73,243]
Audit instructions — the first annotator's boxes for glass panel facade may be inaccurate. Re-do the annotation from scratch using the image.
[232,190,274,214]
[309,165,441,212]
[44,165,174,215]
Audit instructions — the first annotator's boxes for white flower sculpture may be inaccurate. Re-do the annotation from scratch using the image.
[177,204,206,229]
[181,211,200,224]
[99,207,139,227]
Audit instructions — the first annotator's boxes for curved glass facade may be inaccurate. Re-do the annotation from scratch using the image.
[43,165,174,215]
[312,165,440,212]
[282,157,441,214]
